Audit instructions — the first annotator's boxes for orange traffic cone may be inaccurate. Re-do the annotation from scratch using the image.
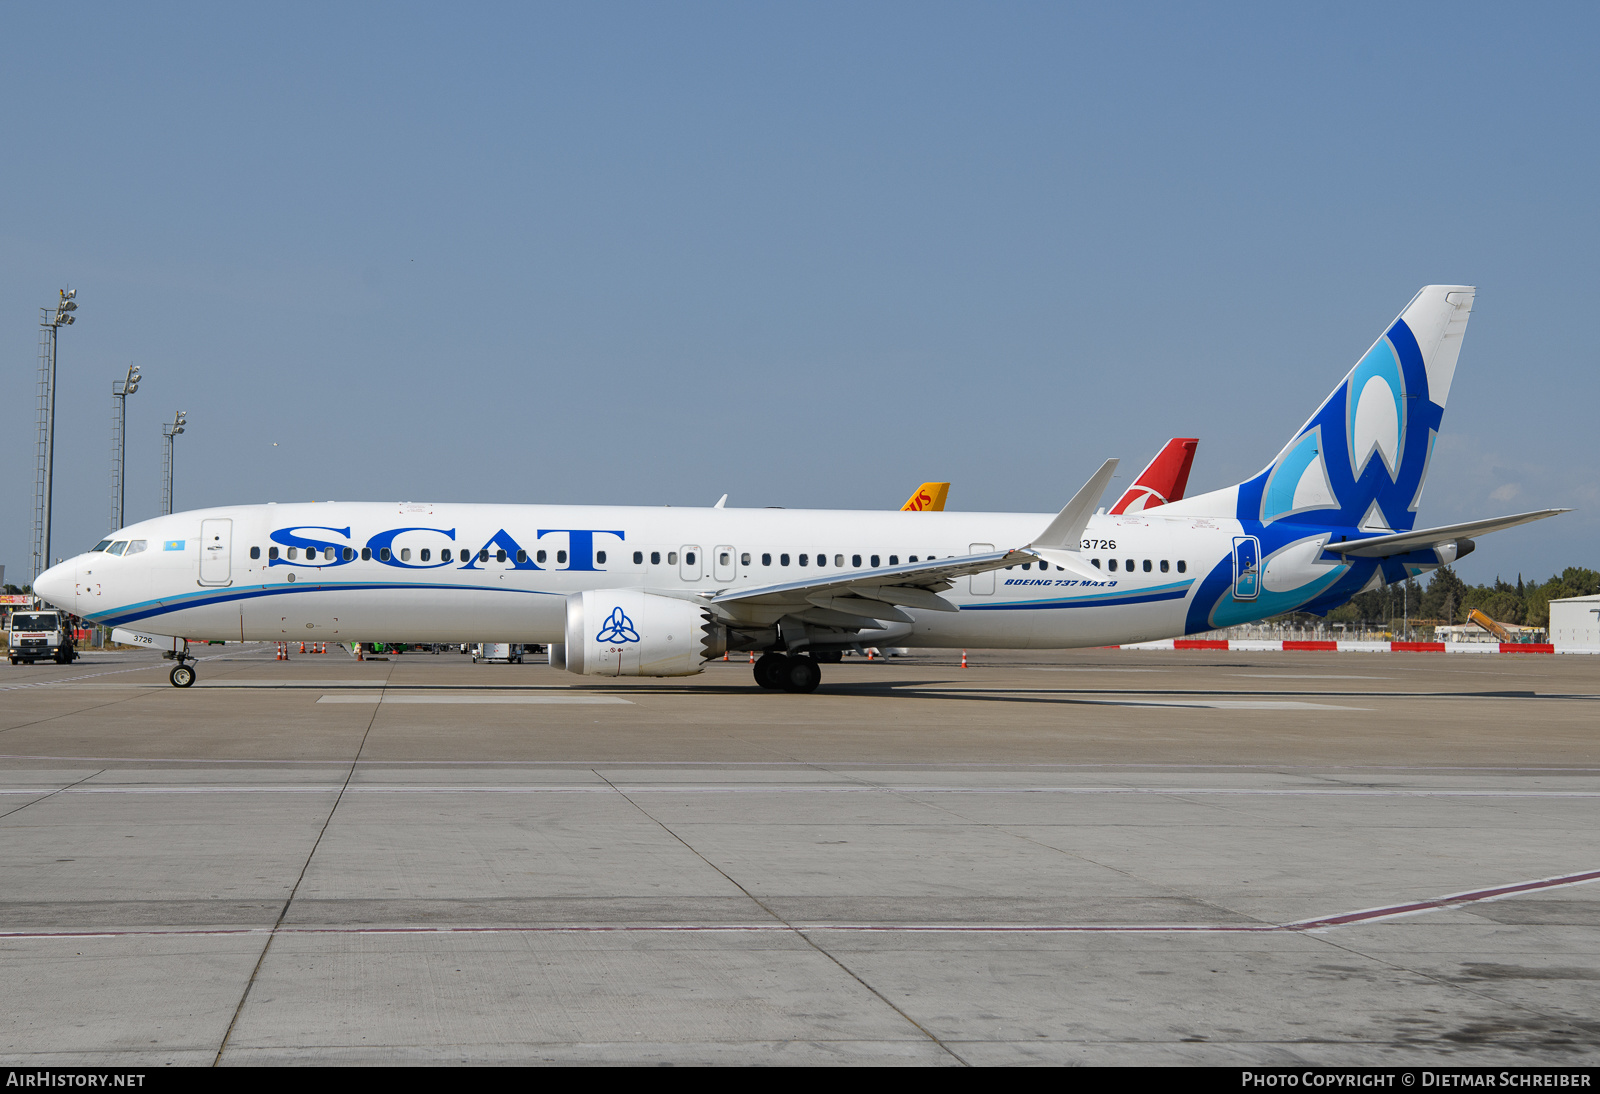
[299,642,306,654]
[961,649,968,668]
[276,642,287,661]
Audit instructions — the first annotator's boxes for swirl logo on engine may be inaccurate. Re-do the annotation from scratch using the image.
[595,607,640,644]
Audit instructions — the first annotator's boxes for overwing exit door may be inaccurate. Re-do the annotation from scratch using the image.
[968,543,995,594]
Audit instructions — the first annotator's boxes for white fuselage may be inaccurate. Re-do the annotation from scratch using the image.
[38,500,1304,650]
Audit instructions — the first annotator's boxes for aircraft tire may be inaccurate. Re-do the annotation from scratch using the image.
[781,657,821,694]
[753,653,788,689]
[170,664,196,688]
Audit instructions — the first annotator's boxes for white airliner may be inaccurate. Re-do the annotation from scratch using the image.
[33,286,1564,691]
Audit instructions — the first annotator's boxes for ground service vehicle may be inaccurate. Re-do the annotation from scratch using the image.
[9,611,76,665]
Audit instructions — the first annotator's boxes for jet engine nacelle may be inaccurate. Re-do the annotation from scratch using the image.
[560,589,725,677]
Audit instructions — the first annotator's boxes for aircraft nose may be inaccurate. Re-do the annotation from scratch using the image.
[33,561,77,612]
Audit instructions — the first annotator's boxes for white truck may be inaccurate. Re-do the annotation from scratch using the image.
[8,609,77,665]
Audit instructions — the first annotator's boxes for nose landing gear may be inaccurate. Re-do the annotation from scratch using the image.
[163,642,197,688]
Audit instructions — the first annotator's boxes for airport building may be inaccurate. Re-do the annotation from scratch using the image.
[1548,594,1600,645]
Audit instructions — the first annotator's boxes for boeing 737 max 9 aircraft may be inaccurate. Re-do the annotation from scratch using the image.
[33,286,1565,691]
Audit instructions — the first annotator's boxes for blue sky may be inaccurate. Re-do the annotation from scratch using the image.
[3,3,1595,588]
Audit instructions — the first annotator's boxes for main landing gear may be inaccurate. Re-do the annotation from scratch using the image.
[753,652,821,694]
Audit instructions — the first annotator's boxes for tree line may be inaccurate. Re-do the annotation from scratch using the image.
[1321,566,1600,629]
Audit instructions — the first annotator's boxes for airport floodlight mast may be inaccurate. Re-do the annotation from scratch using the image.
[110,363,141,533]
[32,288,78,585]
[161,410,187,517]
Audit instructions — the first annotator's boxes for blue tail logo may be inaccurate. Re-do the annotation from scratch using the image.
[595,607,640,644]
[1246,321,1438,534]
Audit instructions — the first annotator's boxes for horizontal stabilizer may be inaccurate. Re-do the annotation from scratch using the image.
[1322,509,1568,558]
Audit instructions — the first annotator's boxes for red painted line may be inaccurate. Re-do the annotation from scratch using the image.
[1286,867,1600,930]
[2,869,1595,940]
[1501,643,1554,654]
[1282,641,1338,651]
[1391,642,1447,652]
[1175,640,1229,650]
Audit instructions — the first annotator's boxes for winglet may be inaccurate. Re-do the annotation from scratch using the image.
[1029,459,1119,549]
[713,494,728,509]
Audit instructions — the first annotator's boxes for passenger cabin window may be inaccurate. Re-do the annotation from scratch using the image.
[650,551,661,565]
[909,555,918,563]
[343,547,354,561]
[741,552,751,565]
[1177,560,1187,573]
[633,551,644,564]
[250,547,260,560]
[537,550,547,563]
[889,555,898,565]
[379,548,391,561]
[420,549,431,562]
[1143,559,1152,572]
[288,547,299,560]
[1125,558,1134,572]
[497,549,507,563]
[780,553,790,566]
[684,551,693,565]
[478,549,489,562]
[761,553,771,566]
[835,554,844,567]
[870,555,879,567]
[1160,560,1169,573]
[400,548,411,562]
[799,554,808,567]
[668,552,678,565]
[269,546,280,560]
[1038,561,1048,571]
[596,551,606,564]
[361,548,371,561]
[719,552,730,566]
[1108,559,1117,571]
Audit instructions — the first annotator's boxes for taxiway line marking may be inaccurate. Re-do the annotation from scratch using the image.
[3,785,1595,797]
[1,867,1595,942]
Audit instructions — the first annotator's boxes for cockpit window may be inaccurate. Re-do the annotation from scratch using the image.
[92,540,112,552]
[124,540,148,555]
[107,541,129,556]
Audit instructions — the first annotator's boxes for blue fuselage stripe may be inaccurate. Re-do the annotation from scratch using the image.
[91,581,558,628]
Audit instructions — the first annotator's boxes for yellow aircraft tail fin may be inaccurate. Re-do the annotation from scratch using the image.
[901,482,950,512]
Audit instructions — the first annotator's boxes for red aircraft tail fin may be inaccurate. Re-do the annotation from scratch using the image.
[1108,438,1198,515]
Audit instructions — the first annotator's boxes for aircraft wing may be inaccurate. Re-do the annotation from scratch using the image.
[1321,509,1569,558]
[709,548,1034,617]
[710,459,1121,622]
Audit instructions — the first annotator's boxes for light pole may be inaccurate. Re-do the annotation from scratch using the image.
[32,288,78,584]
[161,410,188,516]
[110,363,141,533]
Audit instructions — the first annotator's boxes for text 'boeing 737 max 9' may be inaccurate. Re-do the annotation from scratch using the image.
[33,286,1567,691]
